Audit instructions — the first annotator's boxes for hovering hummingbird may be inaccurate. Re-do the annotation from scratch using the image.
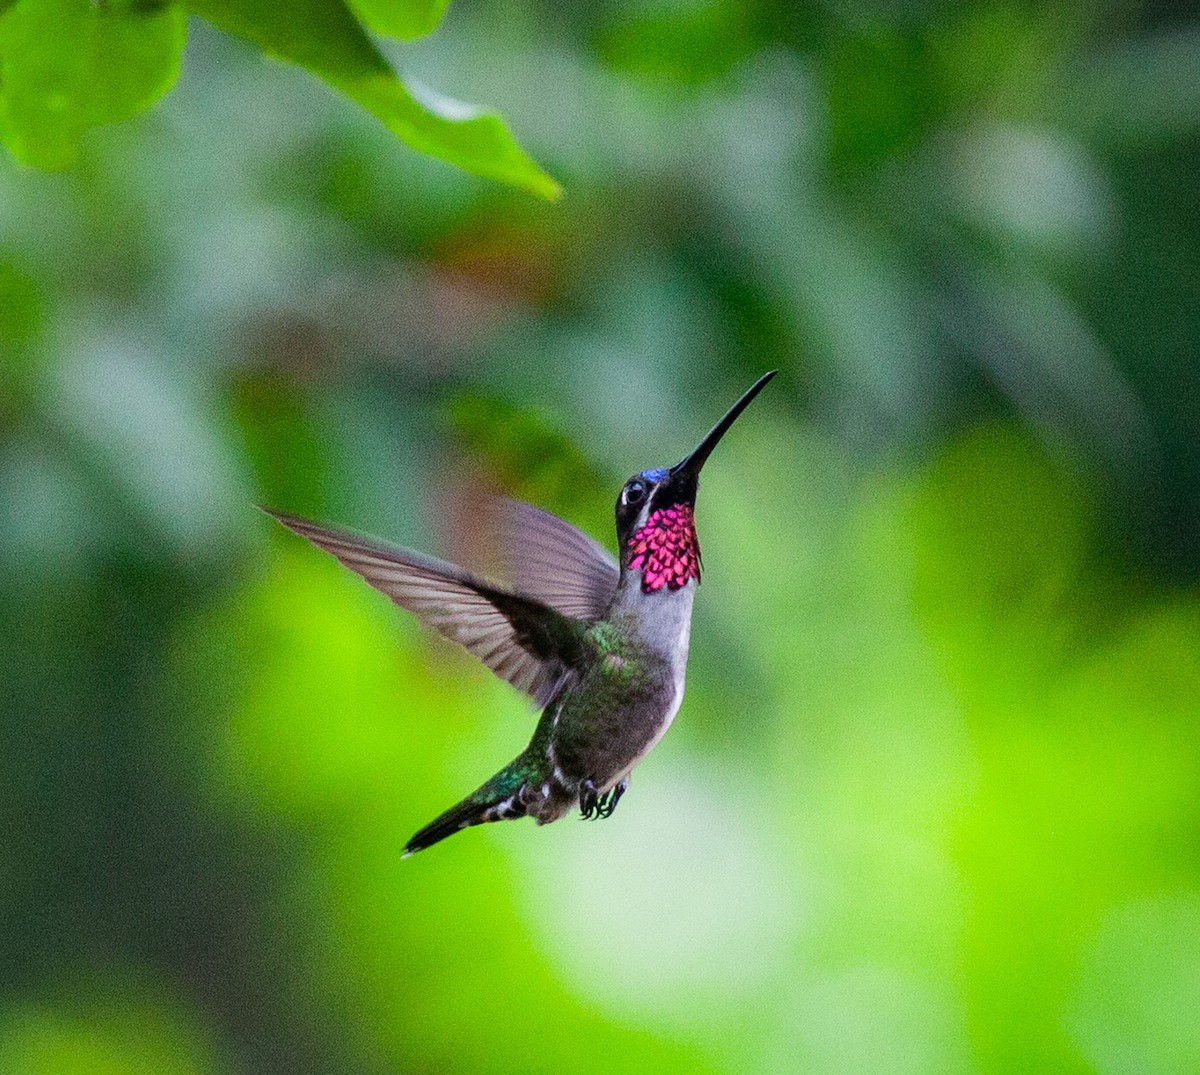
[265,370,776,855]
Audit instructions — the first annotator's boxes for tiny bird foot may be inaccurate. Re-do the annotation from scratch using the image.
[600,778,627,818]
[579,779,599,820]
[579,778,628,821]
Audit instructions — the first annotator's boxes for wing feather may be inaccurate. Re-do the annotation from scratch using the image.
[264,510,585,707]
[492,499,619,621]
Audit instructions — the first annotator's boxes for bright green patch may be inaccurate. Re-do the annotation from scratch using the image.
[348,0,449,40]
[0,0,186,168]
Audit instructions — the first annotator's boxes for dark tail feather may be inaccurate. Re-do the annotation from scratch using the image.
[403,777,527,858]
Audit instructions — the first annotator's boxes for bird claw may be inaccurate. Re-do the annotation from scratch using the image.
[579,778,628,820]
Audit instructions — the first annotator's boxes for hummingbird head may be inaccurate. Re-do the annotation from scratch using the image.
[617,370,777,593]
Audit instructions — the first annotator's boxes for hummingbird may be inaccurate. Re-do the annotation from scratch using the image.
[264,370,776,856]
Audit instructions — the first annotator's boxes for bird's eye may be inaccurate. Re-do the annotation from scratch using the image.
[624,481,646,505]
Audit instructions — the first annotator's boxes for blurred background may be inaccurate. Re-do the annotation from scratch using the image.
[2,0,1199,1071]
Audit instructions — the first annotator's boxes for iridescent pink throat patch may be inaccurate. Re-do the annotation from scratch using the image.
[627,505,701,593]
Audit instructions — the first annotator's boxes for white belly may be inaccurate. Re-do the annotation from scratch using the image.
[609,606,692,788]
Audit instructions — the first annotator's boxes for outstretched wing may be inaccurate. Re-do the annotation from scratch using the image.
[491,499,619,621]
[264,510,588,707]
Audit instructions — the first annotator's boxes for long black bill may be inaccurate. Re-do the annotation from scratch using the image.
[669,370,777,487]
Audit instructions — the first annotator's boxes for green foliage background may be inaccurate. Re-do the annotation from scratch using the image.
[0,0,557,195]
[2,1,1199,1072]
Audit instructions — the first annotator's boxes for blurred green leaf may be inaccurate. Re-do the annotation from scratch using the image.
[826,29,928,170]
[0,259,43,414]
[928,4,1062,120]
[1069,895,1200,1075]
[196,545,420,818]
[446,391,612,538]
[348,0,449,40]
[909,425,1091,701]
[0,992,220,1075]
[598,0,754,86]
[0,259,40,348]
[0,0,557,197]
[0,0,186,168]
[1057,28,1200,149]
[186,0,561,199]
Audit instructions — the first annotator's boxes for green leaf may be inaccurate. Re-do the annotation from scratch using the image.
[348,0,449,41]
[0,0,186,168]
[186,0,561,199]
